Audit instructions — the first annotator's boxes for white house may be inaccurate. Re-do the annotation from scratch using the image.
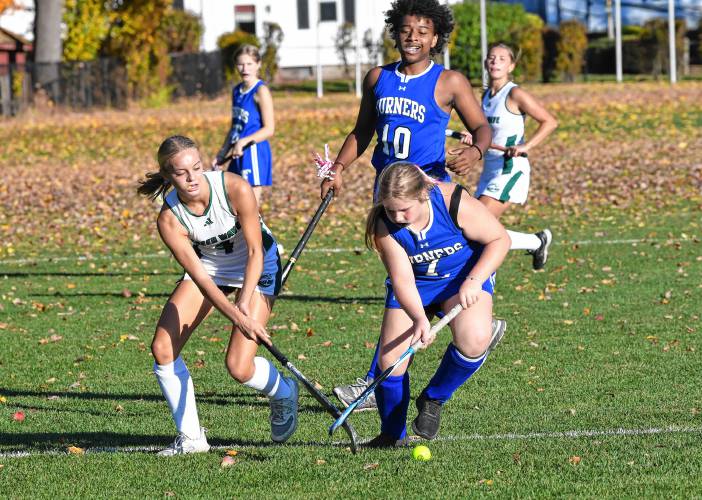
[182,0,461,78]
[0,0,34,40]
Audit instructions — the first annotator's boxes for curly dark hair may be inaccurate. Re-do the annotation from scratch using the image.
[385,0,455,55]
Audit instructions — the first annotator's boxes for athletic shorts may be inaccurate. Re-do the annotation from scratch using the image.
[384,272,495,310]
[182,240,282,296]
[475,155,530,204]
[227,141,272,187]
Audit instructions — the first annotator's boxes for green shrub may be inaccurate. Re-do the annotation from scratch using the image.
[101,0,172,99]
[382,28,399,64]
[159,8,202,54]
[63,0,111,62]
[640,18,685,78]
[555,19,587,81]
[518,14,544,81]
[451,1,542,82]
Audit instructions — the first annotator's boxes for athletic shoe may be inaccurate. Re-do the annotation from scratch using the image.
[364,433,410,448]
[411,392,443,440]
[270,377,299,443]
[488,318,507,354]
[157,427,210,456]
[530,229,553,270]
[333,377,377,412]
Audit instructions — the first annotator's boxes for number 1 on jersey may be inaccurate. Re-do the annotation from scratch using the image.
[381,124,411,160]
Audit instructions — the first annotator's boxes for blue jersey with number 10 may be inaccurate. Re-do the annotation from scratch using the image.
[371,61,450,181]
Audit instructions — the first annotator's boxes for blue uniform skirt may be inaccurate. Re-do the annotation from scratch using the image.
[228,141,272,187]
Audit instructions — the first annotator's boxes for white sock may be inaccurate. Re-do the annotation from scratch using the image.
[507,230,541,251]
[154,357,201,439]
[243,356,291,400]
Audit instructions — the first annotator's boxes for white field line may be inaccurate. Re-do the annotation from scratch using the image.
[0,237,691,267]
[1,424,700,458]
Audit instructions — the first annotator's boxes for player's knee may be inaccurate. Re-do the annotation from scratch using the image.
[151,337,173,365]
[455,328,491,357]
[225,357,254,383]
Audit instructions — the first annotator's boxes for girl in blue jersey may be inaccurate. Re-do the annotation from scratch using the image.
[329,0,504,412]
[320,0,492,199]
[213,45,275,207]
[364,162,510,447]
[138,135,297,455]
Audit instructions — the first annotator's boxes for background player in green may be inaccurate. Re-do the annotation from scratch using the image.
[456,42,558,269]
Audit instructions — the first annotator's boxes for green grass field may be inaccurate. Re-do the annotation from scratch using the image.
[1,82,701,497]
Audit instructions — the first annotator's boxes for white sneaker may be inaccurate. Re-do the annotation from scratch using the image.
[333,377,377,412]
[157,427,210,456]
[270,377,298,443]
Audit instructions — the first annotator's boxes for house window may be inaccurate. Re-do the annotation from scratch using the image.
[297,0,310,29]
[343,0,355,24]
[235,5,256,34]
[319,1,337,22]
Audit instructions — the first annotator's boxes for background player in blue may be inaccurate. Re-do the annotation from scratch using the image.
[319,0,491,200]
[363,162,510,447]
[138,135,297,455]
[213,45,274,207]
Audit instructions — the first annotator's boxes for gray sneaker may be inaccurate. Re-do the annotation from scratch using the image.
[488,318,507,354]
[333,377,377,412]
[157,427,210,456]
[270,377,298,443]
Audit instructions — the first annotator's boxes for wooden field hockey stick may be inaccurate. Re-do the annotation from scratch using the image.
[328,303,464,436]
[258,189,359,453]
[445,129,527,157]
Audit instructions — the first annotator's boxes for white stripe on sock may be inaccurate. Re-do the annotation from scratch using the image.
[243,356,290,399]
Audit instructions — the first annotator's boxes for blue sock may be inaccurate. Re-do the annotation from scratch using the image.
[366,342,380,380]
[375,372,410,439]
[424,344,486,403]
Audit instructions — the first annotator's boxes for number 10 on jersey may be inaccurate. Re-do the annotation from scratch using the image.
[381,124,411,160]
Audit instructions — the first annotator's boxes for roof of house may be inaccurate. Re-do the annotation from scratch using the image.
[0,26,32,49]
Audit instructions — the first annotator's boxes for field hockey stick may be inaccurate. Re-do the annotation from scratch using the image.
[329,303,464,436]
[281,189,334,284]
[488,143,528,157]
[445,129,527,157]
[259,186,359,452]
[221,140,255,163]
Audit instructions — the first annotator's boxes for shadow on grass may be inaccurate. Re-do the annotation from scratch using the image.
[0,432,356,455]
[3,389,334,415]
[278,294,383,305]
[24,292,383,303]
[0,271,178,278]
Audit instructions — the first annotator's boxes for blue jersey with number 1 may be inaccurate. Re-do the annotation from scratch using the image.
[371,61,450,181]
[383,185,494,309]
